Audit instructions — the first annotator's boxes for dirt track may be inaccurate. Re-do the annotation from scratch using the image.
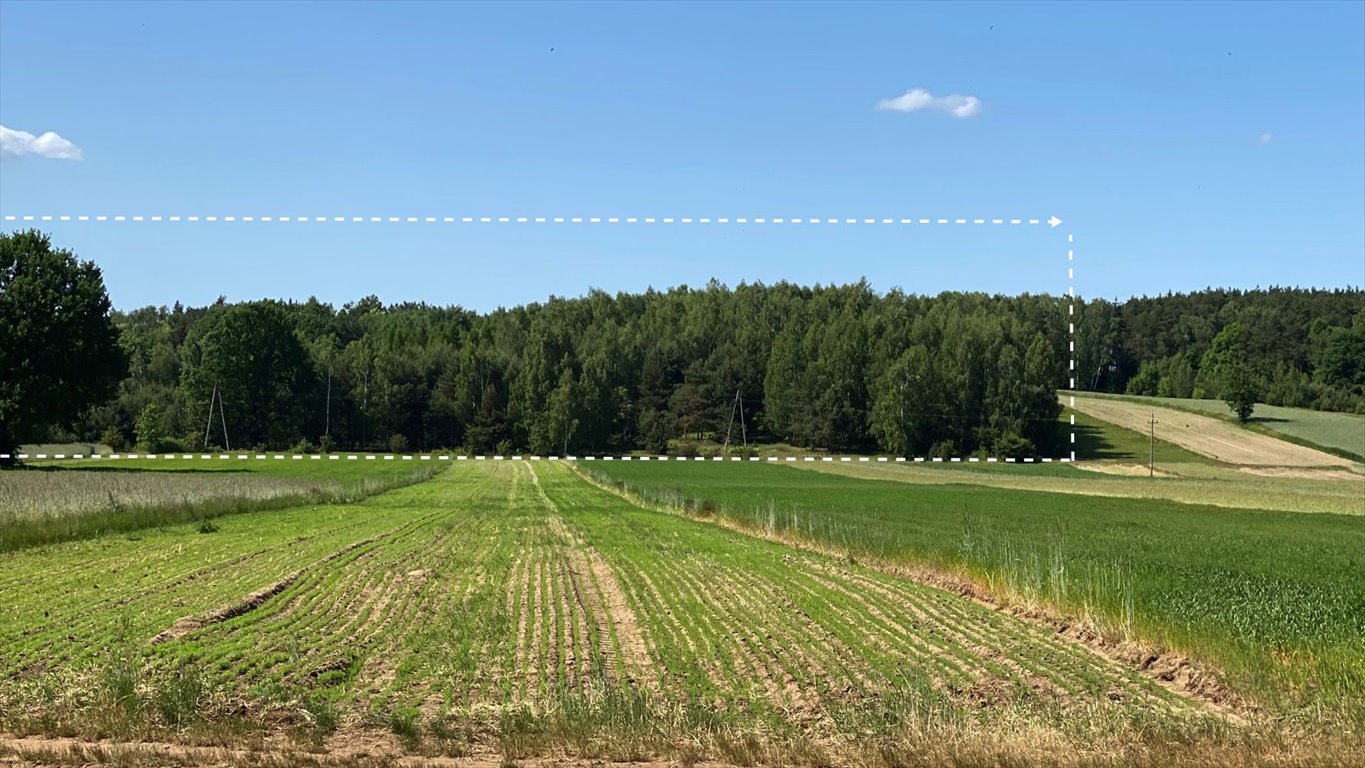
[1067,395,1353,467]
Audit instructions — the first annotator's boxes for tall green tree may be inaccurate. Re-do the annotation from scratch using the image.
[0,231,127,464]
[179,301,319,449]
[540,368,581,454]
[1309,313,1365,393]
[869,345,940,456]
[1199,322,1260,421]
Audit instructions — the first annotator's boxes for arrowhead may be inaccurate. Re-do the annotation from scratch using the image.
[1048,216,1062,228]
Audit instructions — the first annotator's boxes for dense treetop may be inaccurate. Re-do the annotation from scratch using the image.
[0,232,126,464]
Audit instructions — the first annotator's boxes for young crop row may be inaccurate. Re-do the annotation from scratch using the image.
[533,464,1205,740]
[582,460,1365,730]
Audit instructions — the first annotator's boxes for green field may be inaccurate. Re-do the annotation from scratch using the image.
[5,460,1342,766]
[1085,394,1365,461]
[772,457,1364,516]
[585,461,1365,727]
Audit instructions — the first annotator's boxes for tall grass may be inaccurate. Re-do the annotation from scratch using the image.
[0,465,444,553]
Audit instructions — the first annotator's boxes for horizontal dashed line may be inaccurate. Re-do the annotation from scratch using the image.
[4,214,1060,226]
[4,453,1065,464]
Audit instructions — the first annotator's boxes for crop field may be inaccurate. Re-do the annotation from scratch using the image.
[1083,394,1365,461]
[1066,409,1212,465]
[1065,394,1353,467]
[768,455,1365,516]
[8,460,1342,767]
[586,461,1365,730]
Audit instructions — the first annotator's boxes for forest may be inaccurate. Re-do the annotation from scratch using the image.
[80,284,1066,457]
[70,286,1365,457]
[7,232,1363,457]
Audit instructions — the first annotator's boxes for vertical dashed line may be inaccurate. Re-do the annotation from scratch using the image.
[1068,233,1076,463]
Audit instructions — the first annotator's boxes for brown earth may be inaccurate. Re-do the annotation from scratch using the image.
[0,733,746,767]
[5,732,1359,768]
[1074,461,1176,477]
[1237,466,1364,481]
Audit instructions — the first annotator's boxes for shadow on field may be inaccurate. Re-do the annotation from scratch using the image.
[1071,423,1133,461]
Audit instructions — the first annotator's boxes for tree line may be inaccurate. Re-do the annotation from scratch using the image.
[4,231,1362,462]
[94,284,1068,458]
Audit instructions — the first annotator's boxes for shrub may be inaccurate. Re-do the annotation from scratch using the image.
[153,660,205,729]
[134,404,165,453]
[302,692,339,735]
[101,613,143,721]
[928,440,957,460]
[992,432,1036,460]
[388,705,421,747]
[100,425,129,452]
[388,433,410,454]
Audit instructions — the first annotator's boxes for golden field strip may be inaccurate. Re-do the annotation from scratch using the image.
[1064,394,1354,467]
[1,460,1357,767]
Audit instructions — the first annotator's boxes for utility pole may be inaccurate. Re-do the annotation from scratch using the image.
[324,369,332,438]
[738,390,747,450]
[203,386,218,450]
[1149,412,1156,478]
[722,389,745,454]
[219,390,230,451]
[203,385,230,451]
[722,391,736,455]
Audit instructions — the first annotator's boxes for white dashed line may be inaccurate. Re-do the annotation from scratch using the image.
[4,212,1061,226]
[5,452,1072,464]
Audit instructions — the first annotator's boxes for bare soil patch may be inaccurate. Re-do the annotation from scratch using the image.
[0,733,743,767]
[1074,462,1176,477]
[1237,466,1364,481]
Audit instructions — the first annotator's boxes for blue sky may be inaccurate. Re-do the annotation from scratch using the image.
[1,0,1362,312]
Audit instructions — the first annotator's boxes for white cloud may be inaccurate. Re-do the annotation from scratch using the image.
[875,88,982,119]
[0,125,84,161]
[1258,132,1273,144]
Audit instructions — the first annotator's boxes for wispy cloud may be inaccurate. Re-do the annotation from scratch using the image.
[0,125,84,161]
[1258,132,1273,144]
[875,88,982,119]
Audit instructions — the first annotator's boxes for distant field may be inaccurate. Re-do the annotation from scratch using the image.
[1087,394,1365,461]
[0,461,1266,767]
[1065,393,1353,467]
[793,457,1365,516]
[586,461,1365,725]
[1066,408,1211,464]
